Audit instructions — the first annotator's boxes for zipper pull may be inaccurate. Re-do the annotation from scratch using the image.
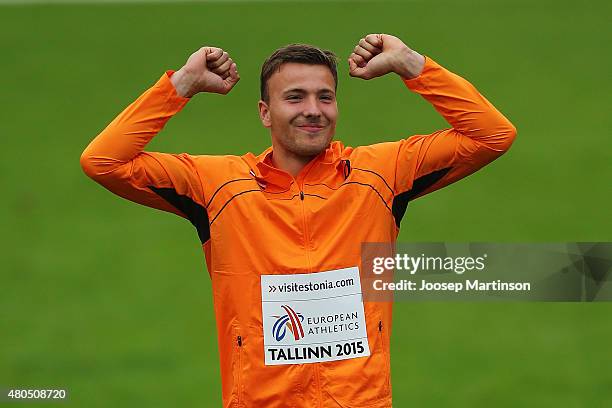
[343,159,351,179]
[237,336,242,347]
[378,321,382,332]
[300,191,304,200]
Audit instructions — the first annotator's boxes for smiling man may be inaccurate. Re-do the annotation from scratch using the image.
[257,52,338,176]
[81,34,516,407]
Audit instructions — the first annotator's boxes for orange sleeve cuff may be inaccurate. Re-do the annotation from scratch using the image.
[153,70,192,107]
[401,56,443,92]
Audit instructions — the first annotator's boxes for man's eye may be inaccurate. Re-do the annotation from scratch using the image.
[320,95,333,101]
[287,95,301,100]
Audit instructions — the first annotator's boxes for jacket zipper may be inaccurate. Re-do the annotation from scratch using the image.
[378,321,391,393]
[297,185,311,272]
[295,169,324,406]
[236,335,243,406]
[314,363,322,407]
[298,183,321,405]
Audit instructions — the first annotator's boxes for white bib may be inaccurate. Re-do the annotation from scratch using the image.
[261,266,371,365]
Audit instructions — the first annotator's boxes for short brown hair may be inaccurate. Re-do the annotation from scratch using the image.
[260,44,338,103]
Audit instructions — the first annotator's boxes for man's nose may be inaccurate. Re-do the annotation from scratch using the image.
[302,96,322,118]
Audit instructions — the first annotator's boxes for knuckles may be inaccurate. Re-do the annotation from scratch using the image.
[365,33,381,44]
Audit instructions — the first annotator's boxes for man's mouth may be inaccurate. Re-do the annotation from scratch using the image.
[297,124,325,133]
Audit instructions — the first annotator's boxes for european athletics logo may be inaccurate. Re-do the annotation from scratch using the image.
[272,305,305,341]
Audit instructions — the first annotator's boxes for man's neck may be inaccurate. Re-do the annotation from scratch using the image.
[270,147,317,178]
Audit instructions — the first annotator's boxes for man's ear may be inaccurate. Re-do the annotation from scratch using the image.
[258,100,271,128]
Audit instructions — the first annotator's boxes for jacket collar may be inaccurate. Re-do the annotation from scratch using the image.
[241,141,348,191]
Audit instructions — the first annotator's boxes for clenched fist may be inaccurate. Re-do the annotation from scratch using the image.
[348,34,425,80]
[171,46,240,97]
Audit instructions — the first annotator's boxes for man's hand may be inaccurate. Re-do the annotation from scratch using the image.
[171,46,240,98]
[348,34,425,80]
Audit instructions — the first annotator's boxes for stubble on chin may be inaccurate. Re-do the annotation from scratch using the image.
[290,130,333,157]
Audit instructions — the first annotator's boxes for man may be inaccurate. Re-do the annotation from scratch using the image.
[81,33,515,407]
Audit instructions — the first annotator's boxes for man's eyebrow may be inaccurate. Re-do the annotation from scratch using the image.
[282,88,335,95]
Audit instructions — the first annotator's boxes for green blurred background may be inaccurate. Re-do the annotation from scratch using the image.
[1,0,610,406]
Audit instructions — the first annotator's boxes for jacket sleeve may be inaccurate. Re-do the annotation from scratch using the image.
[80,71,208,225]
[392,57,517,199]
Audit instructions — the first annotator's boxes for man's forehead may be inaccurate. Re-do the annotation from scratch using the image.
[269,63,335,93]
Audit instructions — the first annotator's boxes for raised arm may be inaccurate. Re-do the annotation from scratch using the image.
[348,33,516,226]
[80,46,240,225]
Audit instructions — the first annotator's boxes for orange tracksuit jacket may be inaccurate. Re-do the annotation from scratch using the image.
[81,57,516,407]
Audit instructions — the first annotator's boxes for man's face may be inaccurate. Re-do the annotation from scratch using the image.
[258,63,338,159]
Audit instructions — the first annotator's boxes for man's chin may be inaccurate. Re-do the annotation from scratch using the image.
[292,141,331,158]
